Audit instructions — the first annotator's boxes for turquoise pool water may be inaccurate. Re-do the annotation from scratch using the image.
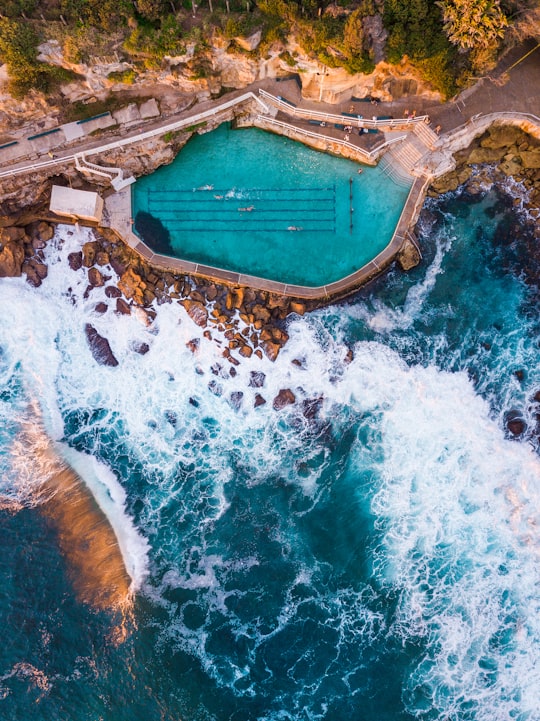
[132,124,411,287]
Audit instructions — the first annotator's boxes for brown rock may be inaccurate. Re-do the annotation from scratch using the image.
[36,221,54,242]
[206,284,218,301]
[273,388,296,410]
[252,304,271,323]
[186,338,200,353]
[267,294,288,310]
[110,256,128,276]
[23,259,48,287]
[119,268,145,304]
[95,251,110,266]
[105,285,122,298]
[480,126,525,149]
[116,298,131,315]
[500,159,522,176]
[32,236,47,250]
[190,290,206,303]
[143,288,156,305]
[181,300,208,327]
[262,340,281,361]
[0,241,24,277]
[289,301,305,316]
[95,302,108,314]
[0,226,25,243]
[398,235,421,271]
[232,287,244,309]
[88,267,104,287]
[507,418,526,436]
[254,393,266,407]
[132,342,150,355]
[239,344,253,358]
[467,147,504,164]
[84,324,118,367]
[82,241,100,268]
[520,150,540,169]
[68,251,83,271]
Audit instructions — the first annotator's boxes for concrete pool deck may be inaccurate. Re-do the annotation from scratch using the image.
[102,174,428,300]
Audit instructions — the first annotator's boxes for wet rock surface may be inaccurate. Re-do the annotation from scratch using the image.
[0,219,316,363]
[84,324,118,367]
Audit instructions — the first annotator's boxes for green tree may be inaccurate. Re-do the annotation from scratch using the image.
[343,8,364,57]
[136,0,168,21]
[0,18,41,96]
[384,0,450,61]
[0,0,37,18]
[437,0,508,51]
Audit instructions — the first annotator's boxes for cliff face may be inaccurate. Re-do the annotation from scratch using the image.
[0,26,440,134]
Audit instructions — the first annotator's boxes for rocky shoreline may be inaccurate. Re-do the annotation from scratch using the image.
[0,219,311,366]
[1,123,539,376]
[429,125,540,215]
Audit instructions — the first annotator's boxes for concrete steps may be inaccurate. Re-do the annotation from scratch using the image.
[413,121,439,150]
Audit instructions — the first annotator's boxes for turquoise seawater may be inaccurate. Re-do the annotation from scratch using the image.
[131,124,411,286]
[1,173,540,721]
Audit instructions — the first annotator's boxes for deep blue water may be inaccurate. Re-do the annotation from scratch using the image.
[0,173,539,721]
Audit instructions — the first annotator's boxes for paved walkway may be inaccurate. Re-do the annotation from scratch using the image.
[1,40,539,301]
[0,40,538,180]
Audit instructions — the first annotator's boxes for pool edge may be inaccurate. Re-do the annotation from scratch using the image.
[102,176,428,303]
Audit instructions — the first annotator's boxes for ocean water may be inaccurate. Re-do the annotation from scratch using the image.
[1,173,540,721]
[131,124,411,286]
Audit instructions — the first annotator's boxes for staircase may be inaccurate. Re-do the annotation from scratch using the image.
[379,138,422,186]
[412,120,439,150]
[379,122,439,186]
[74,154,135,191]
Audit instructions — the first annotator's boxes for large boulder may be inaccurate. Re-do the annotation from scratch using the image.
[480,126,525,149]
[0,241,24,277]
[82,241,100,268]
[467,147,504,164]
[22,259,48,287]
[261,340,280,361]
[181,299,208,327]
[118,268,145,304]
[0,226,26,243]
[84,324,118,367]
[273,388,296,410]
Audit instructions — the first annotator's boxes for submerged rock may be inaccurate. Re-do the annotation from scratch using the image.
[505,410,526,437]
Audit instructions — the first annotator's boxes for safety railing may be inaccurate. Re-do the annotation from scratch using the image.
[255,115,407,163]
[0,91,269,180]
[255,115,376,162]
[259,89,429,129]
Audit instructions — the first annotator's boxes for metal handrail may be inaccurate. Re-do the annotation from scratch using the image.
[259,89,429,129]
[255,115,375,161]
[0,91,269,180]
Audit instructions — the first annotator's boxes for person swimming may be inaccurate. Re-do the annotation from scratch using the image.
[238,206,255,212]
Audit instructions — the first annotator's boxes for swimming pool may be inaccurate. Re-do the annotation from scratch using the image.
[132,124,412,287]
